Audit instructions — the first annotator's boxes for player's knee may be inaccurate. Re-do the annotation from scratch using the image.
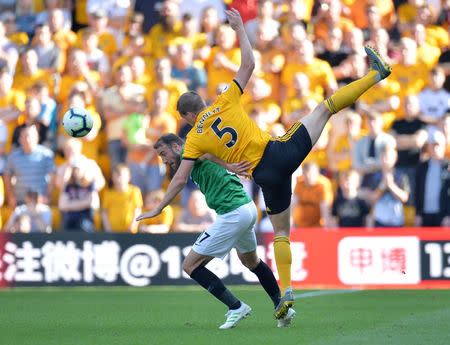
[240,255,259,271]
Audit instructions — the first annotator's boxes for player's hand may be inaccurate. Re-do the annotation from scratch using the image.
[225,8,244,31]
[136,208,162,221]
[227,160,253,178]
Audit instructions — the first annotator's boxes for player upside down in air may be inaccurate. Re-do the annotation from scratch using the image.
[137,8,392,320]
[142,133,295,329]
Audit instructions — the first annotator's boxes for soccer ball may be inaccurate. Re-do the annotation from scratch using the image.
[62,107,93,138]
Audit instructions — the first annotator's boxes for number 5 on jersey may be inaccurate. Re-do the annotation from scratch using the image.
[211,117,238,148]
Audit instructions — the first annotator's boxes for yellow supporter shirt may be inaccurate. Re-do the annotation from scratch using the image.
[417,42,441,69]
[101,185,143,233]
[359,78,401,129]
[183,80,272,173]
[331,132,365,171]
[13,69,54,94]
[147,22,182,59]
[425,25,449,50]
[282,93,324,116]
[53,29,78,52]
[145,79,188,118]
[0,89,26,153]
[8,32,29,47]
[258,48,285,102]
[112,55,154,76]
[57,71,101,103]
[140,205,174,228]
[77,29,118,59]
[206,47,241,99]
[314,17,355,42]
[397,3,417,24]
[281,58,336,99]
[169,33,208,50]
[293,174,333,228]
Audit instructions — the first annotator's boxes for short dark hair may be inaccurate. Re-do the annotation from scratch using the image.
[154,133,184,150]
[176,91,206,115]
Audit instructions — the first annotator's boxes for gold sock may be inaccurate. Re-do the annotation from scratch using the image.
[274,236,292,293]
[325,70,378,114]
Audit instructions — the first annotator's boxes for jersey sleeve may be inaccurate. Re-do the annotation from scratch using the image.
[218,80,243,104]
[182,134,204,160]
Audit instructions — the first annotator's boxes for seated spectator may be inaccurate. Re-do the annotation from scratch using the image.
[253,24,285,102]
[173,190,214,232]
[0,66,25,155]
[281,39,337,104]
[139,189,174,233]
[145,57,187,119]
[122,12,151,55]
[128,55,152,86]
[353,111,396,199]
[390,94,428,206]
[13,48,54,95]
[122,108,154,196]
[57,49,101,104]
[205,24,240,100]
[101,164,143,233]
[244,0,280,46]
[4,125,55,209]
[316,27,348,67]
[167,13,208,59]
[171,42,207,100]
[33,23,63,74]
[370,144,410,227]
[415,131,450,227]
[55,137,105,193]
[31,81,57,148]
[281,72,323,128]
[331,170,371,228]
[77,9,118,62]
[15,0,38,39]
[36,0,72,31]
[245,77,281,133]
[80,28,111,86]
[292,161,333,228]
[4,189,52,233]
[200,6,220,46]
[0,11,28,51]
[418,67,450,134]
[0,18,19,73]
[102,64,146,171]
[49,8,77,55]
[11,96,50,150]
[58,159,96,232]
[328,111,365,174]
[333,53,367,85]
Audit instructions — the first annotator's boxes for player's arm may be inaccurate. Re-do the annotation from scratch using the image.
[136,159,195,220]
[226,8,255,91]
[199,153,252,177]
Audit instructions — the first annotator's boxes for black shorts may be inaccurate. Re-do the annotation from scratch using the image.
[252,123,312,215]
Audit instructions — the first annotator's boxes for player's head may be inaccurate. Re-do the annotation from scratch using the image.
[177,91,206,125]
[154,134,184,173]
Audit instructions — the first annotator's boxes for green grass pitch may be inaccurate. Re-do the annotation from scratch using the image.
[1,286,449,345]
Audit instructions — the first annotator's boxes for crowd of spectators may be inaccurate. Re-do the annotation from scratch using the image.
[0,0,449,234]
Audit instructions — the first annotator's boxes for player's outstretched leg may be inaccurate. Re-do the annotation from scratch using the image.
[324,45,392,115]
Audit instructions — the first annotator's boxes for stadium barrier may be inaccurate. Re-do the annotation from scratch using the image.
[0,228,449,288]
